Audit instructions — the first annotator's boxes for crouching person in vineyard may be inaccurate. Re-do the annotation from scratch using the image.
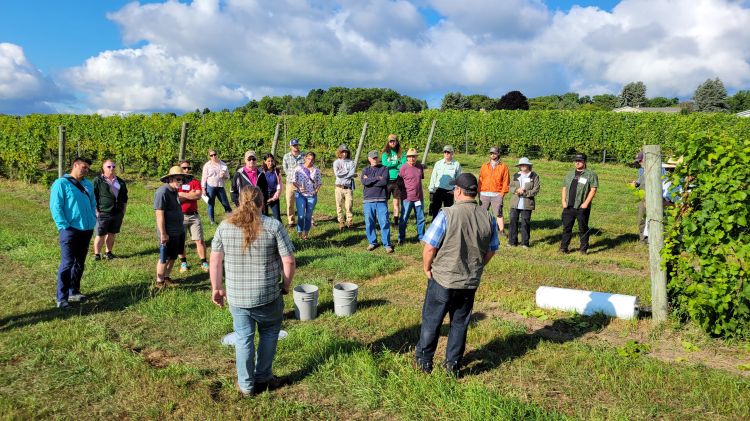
[210,186,295,397]
[154,166,188,289]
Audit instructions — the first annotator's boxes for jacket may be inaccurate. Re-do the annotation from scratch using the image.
[508,171,541,210]
[50,175,97,231]
[93,174,128,213]
[361,165,389,202]
[478,161,510,194]
[231,167,268,207]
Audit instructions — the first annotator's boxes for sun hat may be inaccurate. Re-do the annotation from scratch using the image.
[516,157,533,167]
[160,165,193,183]
[406,148,418,156]
[662,156,684,169]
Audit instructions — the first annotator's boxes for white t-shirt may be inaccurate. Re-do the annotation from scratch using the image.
[516,172,532,210]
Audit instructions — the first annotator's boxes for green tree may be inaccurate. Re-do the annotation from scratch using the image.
[645,97,679,107]
[440,92,470,111]
[693,78,728,112]
[591,94,619,110]
[465,94,496,111]
[618,81,647,107]
[727,90,750,113]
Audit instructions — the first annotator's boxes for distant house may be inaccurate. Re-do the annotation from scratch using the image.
[613,106,682,114]
[737,110,750,117]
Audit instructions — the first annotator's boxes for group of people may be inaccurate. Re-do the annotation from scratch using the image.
[48,134,608,396]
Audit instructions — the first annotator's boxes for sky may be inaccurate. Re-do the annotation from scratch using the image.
[1,0,749,115]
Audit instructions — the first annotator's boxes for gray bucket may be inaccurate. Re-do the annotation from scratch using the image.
[293,284,319,321]
[333,282,359,317]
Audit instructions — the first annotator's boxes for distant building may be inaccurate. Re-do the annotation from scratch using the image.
[737,110,750,118]
[612,106,682,114]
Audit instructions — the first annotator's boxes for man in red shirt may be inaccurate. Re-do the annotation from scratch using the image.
[178,160,209,272]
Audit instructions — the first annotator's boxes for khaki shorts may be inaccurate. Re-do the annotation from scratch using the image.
[183,213,204,241]
[479,194,504,218]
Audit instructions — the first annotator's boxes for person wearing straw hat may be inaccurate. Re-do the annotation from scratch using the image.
[478,146,510,236]
[560,153,598,255]
[428,145,462,219]
[154,165,191,289]
[508,157,541,248]
[333,144,357,230]
[397,148,425,244]
[210,186,295,397]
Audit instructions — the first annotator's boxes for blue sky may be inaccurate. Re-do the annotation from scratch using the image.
[1,0,749,114]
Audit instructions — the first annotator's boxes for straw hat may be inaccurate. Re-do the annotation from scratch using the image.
[662,156,684,169]
[406,148,418,156]
[160,165,193,183]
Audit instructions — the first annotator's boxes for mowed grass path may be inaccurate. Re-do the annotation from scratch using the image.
[1,154,749,420]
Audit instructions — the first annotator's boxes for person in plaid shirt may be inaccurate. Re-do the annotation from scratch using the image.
[209,186,296,397]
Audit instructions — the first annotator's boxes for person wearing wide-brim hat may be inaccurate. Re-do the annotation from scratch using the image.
[397,148,426,244]
[154,165,192,289]
[333,144,356,230]
[560,153,599,255]
[508,157,540,248]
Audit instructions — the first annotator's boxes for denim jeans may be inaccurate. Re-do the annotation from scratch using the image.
[295,192,317,233]
[230,296,284,393]
[415,279,476,371]
[363,201,391,248]
[206,186,232,223]
[56,228,94,302]
[266,199,281,222]
[399,200,425,242]
[508,208,532,247]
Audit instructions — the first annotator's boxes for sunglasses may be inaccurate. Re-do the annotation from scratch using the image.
[105,165,116,168]
[246,157,256,161]
[173,177,184,182]
[209,153,217,157]
[389,140,397,143]
[181,166,191,170]
[444,151,452,154]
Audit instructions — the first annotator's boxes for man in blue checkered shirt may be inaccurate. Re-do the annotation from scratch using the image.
[416,173,499,377]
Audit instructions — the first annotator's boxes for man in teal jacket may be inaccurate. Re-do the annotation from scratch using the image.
[50,157,97,309]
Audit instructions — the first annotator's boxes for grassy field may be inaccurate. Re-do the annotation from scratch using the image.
[1,153,749,420]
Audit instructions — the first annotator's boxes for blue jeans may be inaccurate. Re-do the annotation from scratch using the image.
[230,296,284,393]
[266,200,281,222]
[295,193,317,233]
[56,228,94,302]
[399,200,425,242]
[415,279,476,371]
[206,186,231,223]
[364,201,391,248]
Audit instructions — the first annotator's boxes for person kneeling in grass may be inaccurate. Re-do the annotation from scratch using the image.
[210,186,295,397]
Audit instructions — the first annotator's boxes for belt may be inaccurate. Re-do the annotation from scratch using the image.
[335,184,351,189]
[184,211,199,216]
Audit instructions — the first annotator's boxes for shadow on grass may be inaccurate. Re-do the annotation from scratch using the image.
[530,218,563,231]
[588,233,640,254]
[0,282,153,332]
[462,313,611,376]
[283,299,389,322]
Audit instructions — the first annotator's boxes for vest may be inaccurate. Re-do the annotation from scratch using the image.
[431,200,494,289]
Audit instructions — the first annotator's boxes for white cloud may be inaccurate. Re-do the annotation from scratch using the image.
[27,0,750,113]
[0,43,62,114]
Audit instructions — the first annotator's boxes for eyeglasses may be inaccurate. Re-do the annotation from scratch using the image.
[389,140,397,143]
[246,157,256,161]
[105,165,116,168]
[181,166,191,170]
[209,153,217,157]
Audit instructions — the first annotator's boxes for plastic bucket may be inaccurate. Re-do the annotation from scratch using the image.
[293,284,319,320]
[333,282,359,317]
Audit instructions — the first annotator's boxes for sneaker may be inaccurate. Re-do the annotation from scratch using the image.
[56,300,71,309]
[163,277,177,287]
[254,376,291,393]
[105,252,116,260]
[367,244,377,252]
[384,246,394,254]
[68,293,87,303]
[201,262,209,272]
[94,254,101,261]
[179,262,188,273]
[346,220,353,228]
[522,245,529,250]
[339,222,345,230]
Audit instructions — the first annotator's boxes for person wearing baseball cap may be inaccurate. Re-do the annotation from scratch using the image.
[282,139,305,227]
[361,150,393,253]
[397,148,425,244]
[333,144,356,230]
[560,153,599,254]
[382,134,407,226]
[478,146,510,237]
[231,150,269,209]
[416,172,499,376]
[154,165,192,289]
[428,145,462,219]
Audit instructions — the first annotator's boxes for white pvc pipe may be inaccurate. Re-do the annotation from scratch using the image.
[535,286,639,320]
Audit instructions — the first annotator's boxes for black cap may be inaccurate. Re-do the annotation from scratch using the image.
[573,153,587,162]
[450,173,478,194]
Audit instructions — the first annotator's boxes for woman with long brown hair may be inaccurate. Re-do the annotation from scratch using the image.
[209,186,296,396]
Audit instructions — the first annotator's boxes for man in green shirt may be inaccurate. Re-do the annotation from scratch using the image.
[560,153,598,254]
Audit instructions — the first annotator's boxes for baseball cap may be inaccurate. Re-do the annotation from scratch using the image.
[573,153,587,162]
[289,138,300,146]
[337,144,350,152]
[443,145,454,153]
[450,173,478,194]
[367,150,379,159]
[387,134,398,141]
[244,150,256,160]
[489,146,500,154]
[634,151,644,163]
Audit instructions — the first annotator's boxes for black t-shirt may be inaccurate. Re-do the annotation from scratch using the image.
[154,185,184,235]
[567,170,584,208]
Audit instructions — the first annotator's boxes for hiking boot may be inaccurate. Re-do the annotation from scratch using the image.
[94,254,102,261]
[68,293,87,303]
[367,244,377,252]
[179,262,188,273]
[56,300,71,309]
[384,246,394,254]
[201,262,209,272]
[105,252,116,260]
[254,376,291,393]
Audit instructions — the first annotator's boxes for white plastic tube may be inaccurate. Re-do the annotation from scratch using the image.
[535,286,639,320]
